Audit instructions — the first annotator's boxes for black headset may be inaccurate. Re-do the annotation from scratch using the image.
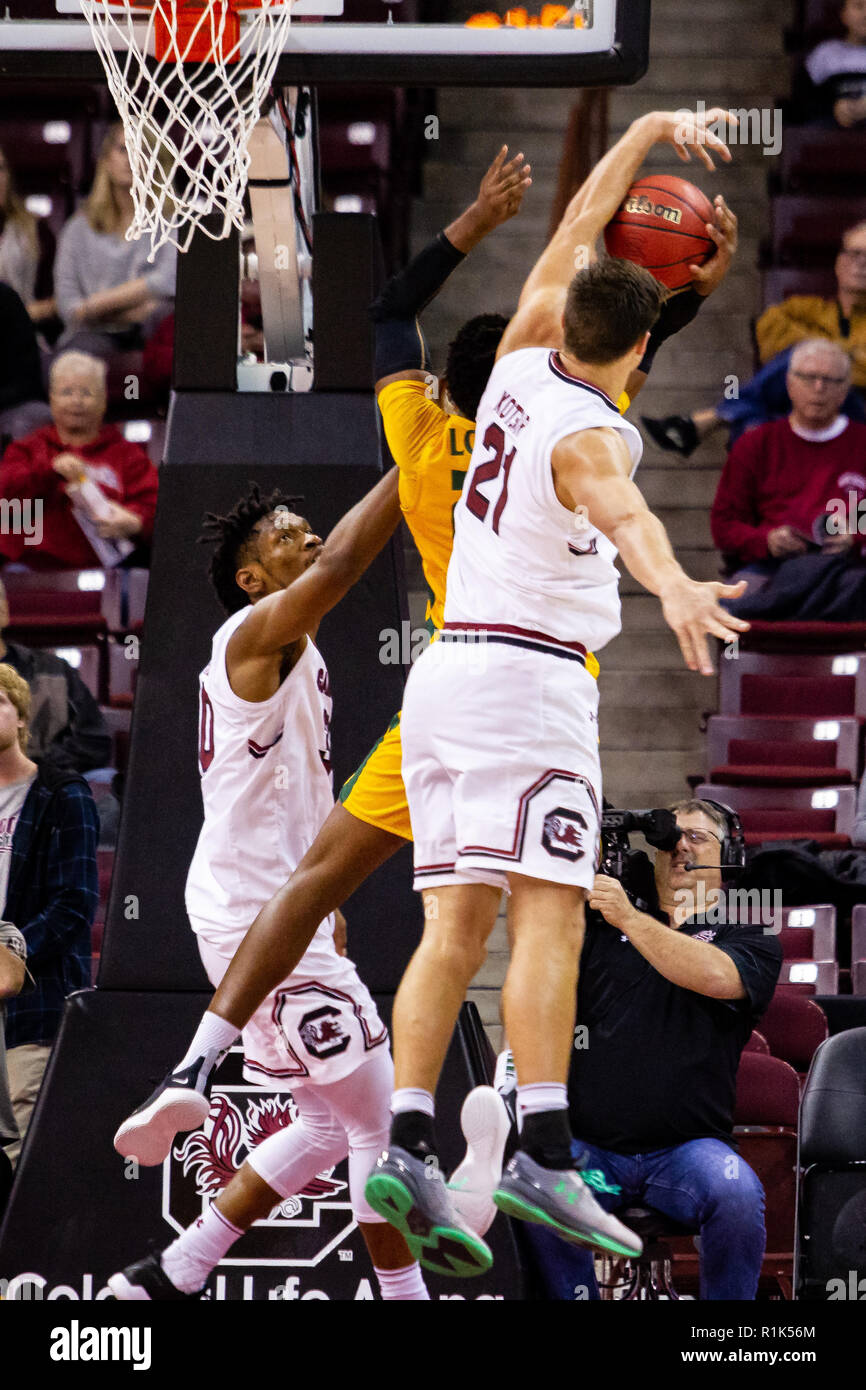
[698,798,746,872]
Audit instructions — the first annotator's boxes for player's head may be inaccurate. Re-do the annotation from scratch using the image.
[562,258,663,367]
[199,485,323,614]
[0,663,31,755]
[444,313,509,420]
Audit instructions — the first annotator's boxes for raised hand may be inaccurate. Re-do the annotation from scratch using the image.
[660,576,750,675]
[652,106,737,172]
[689,194,738,297]
[475,144,533,230]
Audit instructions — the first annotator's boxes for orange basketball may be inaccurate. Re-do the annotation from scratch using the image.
[603,175,716,291]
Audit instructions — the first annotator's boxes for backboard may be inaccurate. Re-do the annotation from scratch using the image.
[0,0,650,87]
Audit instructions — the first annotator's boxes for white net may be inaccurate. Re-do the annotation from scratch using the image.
[80,0,295,257]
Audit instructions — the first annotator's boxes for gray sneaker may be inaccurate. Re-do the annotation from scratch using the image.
[494,1150,642,1258]
[364,1145,493,1278]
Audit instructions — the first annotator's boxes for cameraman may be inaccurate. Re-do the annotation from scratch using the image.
[522,798,782,1300]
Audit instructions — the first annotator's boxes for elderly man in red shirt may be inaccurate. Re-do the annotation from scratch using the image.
[0,350,158,569]
[711,338,866,590]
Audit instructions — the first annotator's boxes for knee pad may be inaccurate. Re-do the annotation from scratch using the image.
[247,1115,347,1201]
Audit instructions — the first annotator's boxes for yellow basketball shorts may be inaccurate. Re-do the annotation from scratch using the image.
[339,710,414,841]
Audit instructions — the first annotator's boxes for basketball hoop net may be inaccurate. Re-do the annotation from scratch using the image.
[80,0,295,255]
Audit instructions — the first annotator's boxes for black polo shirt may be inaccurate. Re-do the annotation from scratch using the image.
[568,914,783,1155]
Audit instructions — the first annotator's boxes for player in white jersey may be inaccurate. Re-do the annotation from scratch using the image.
[110,473,432,1301]
[366,108,752,1272]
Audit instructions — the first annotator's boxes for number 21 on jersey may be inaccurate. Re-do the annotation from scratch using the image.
[464,423,516,535]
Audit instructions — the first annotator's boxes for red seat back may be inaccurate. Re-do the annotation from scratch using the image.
[759,992,829,1073]
[735,1052,800,1127]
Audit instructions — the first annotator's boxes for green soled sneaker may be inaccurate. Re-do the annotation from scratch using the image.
[365,1145,493,1278]
[493,1150,642,1258]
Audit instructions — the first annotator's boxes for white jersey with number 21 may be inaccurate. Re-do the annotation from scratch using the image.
[444,347,643,652]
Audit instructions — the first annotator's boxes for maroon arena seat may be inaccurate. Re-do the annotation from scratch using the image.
[779,127,866,196]
[800,0,847,43]
[778,905,837,959]
[735,1050,800,1126]
[758,992,829,1076]
[734,1051,800,1296]
[853,905,866,996]
[706,714,860,787]
[46,644,101,702]
[760,267,837,309]
[3,568,124,639]
[770,196,866,267]
[744,1030,770,1054]
[719,651,866,719]
[125,569,149,629]
[694,783,856,847]
[737,622,866,655]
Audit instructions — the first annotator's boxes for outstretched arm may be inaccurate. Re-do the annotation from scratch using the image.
[552,427,749,675]
[373,145,531,394]
[229,468,401,662]
[498,106,734,360]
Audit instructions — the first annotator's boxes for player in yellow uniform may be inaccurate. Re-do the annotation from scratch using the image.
[116,120,737,1157]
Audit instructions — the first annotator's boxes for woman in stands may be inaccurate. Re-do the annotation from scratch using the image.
[0,143,56,328]
[54,124,175,359]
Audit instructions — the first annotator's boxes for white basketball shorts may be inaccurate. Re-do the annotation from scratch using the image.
[197,937,388,1090]
[400,629,602,892]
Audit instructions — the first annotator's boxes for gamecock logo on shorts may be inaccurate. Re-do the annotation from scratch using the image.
[298,1006,350,1059]
[542,807,588,861]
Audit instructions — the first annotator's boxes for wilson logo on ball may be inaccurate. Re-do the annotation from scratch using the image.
[622,193,682,225]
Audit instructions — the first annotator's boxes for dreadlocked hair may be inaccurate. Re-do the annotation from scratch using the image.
[444,313,509,421]
[198,484,304,615]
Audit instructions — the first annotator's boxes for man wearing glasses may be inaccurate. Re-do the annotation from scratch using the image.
[642,221,866,455]
[516,798,782,1300]
[710,337,866,590]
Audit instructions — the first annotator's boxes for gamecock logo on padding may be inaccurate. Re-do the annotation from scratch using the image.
[542,807,588,861]
[161,1052,356,1274]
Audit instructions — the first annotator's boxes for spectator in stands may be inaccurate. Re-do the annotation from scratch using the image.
[710,339,866,593]
[54,124,175,359]
[0,663,98,1165]
[517,799,782,1300]
[0,577,110,776]
[643,222,866,455]
[0,143,56,327]
[0,284,51,443]
[0,918,27,1208]
[0,350,159,570]
[802,0,866,127]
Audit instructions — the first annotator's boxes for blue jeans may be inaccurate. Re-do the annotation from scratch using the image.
[523,1138,766,1301]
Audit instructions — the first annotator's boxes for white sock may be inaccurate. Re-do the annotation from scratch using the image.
[516,1082,567,1130]
[176,1011,239,1072]
[391,1087,435,1118]
[374,1262,430,1301]
[160,1202,244,1293]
